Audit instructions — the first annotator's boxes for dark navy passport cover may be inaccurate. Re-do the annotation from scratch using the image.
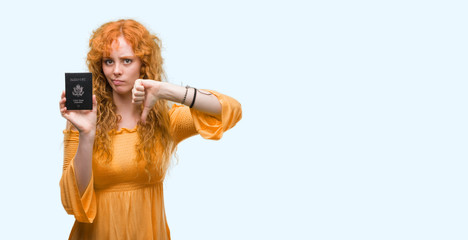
[65,72,93,110]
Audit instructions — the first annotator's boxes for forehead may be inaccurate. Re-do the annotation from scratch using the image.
[104,36,135,57]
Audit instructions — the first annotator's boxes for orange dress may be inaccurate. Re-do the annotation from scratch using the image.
[60,91,242,240]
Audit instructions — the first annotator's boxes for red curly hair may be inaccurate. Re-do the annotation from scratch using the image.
[80,19,174,182]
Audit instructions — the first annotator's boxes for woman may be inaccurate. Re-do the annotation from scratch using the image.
[59,19,242,239]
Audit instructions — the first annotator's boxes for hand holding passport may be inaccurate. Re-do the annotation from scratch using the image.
[60,72,97,133]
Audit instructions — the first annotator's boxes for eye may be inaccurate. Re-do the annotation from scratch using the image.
[123,59,132,64]
[103,59,114,65]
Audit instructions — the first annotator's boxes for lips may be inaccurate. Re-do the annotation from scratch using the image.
[112,80,124,85]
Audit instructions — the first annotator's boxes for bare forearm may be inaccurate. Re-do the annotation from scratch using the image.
[159,82,222,115]
[73,133,94,196]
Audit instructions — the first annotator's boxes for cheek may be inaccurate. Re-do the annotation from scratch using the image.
[131,64,142,77]
[102,65,112,78]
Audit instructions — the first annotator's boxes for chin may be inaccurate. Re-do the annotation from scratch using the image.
[112,87,132,96]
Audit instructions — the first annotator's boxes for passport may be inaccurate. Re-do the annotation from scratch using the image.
[65,72,93,110]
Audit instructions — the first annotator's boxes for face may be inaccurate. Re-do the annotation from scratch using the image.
[102,36,142,96]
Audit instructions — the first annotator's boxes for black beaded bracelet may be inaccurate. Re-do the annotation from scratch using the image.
[181,86,189,105]
[189,88,197,108]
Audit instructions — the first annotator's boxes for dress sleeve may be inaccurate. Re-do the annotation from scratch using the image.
[169,90,242,144]
[59,130,97,223]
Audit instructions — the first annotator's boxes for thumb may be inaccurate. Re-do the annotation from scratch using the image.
[141,105,151,124]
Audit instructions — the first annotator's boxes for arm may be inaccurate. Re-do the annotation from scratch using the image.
[159,83,222,116]
[60,127,97,223]
[68,122,94,196]
[59,91,97,196]
[169,90,242,143]
[133,80,222,123]
[133,79,242,142]
[59,91,97,223]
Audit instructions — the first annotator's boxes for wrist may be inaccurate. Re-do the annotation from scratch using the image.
[79,130,96,140]
[157,82,182,102]
[156,82,170,99]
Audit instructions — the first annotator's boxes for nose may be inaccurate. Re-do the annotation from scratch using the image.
[113,63,122,76]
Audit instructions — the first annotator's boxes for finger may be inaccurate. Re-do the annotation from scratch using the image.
[133,96,144,103]
[59,98,66,108]
[135,79,142,87]
[134,81,145,91]
[132,81,145,93]
[132,87,142,94]
[132,88,145,104]
[136,85,145,91]
[60,91,66,110]
[133,91,145,97]
[141,106,151,124]
[60,107,69,118]
[140,80,154,90]
[92,95,97,111]
[60,91,66,108]
[133,96,145,102]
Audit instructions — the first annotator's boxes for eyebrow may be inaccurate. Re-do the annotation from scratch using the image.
[102,56,135,59]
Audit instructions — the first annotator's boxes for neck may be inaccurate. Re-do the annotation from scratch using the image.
[112,92,141,125]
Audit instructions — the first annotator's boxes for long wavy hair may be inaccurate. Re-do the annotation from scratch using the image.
[74,19,174,181]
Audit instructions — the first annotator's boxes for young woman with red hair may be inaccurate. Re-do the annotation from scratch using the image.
[59,19,242,239]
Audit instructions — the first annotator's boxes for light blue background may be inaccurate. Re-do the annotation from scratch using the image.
[0,0,467,239]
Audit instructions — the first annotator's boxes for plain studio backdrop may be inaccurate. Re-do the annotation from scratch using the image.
[0,0,467,239]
